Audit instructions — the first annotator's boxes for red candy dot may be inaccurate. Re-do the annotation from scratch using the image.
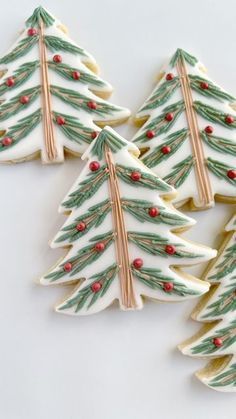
[91,131,98,139]
[132,258,143,269]
[227,169,236,179]
[165,112,174,122]
[5,77,15,87]
[165,245,176,255]
[27,28,37,36]
[56,116,66,125]
[166,73,174,81]
[72,71,80,80]
[20,95,30,104]
[200,81,209,89]
[225,115,234,124]
[87,101,97,110]
[163,282,174,292]
[89,161,100,171]
[148,207,159,217]
[146,130,155,139]
[205,125,213,134]
[76,222,86,232]
[91,282,102,293]
[53,54,62,63]
[161,145,171,154]
[130,171,141,181]
[213,337,223,347]
[63,262,72,272]
[2,137,12,146]
[95,242,105,252]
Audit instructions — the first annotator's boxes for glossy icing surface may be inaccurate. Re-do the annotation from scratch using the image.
[180,213,236,392]
[41,126,216,315]
[0,7,130,163]
[133,49,236,209]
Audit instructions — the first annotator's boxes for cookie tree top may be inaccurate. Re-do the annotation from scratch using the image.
[180,214,236,392]
[40,126,216,316]
[133,49,236,210]
[0,7,130,164]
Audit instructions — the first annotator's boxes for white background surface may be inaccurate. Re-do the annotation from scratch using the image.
[0,1,235,418]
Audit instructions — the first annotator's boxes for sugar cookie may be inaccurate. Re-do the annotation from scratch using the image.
[40,127,216,315]
[133,49,236,210]
[180,213,236,392]
[0,7,130,164]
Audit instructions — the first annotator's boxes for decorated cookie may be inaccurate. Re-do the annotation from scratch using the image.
[0,6,130,164]
[133,49,236,210]
[179,213,236,392]
[40,126,216,315]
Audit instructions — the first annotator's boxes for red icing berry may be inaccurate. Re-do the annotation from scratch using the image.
[213,337,223,347]
[166,73,174,81]
[146,130,155,139]
[165,245,176,255]
[72,71,80,80]
[200,81,209,89]
[76,222,86,232]
[87,101,97,110]
[63,262,72,272]
[5,77,15,87]
[56,116,66,125]
[53,54,62,63]
[89,161,100,171]
[2,137,13,146]
[132,258,143,269]
[91,131,98,139]
[205,125,213,134]
[91,282,102,293]
[148,207,159,217]
[225,115,234,124]
[227,169,236,179]
[161,145,171,154]
[130,171,141,181]
[163,282,174,292]
[20,95,30,104]
[95,242,105,252]
[27,28,37,36]
[165,112,174,122]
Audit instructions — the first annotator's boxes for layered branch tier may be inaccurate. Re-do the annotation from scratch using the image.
[180,213,236,392]
[133,49,236,210]
[40,126,216,315]
[0,6,130,163]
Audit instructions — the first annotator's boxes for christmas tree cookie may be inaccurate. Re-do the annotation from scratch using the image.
[40,126,216,315]
[0,6,130,164]
[133,49,236,210]
[180,213,236,392]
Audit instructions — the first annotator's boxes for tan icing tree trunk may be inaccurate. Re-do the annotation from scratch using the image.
[176,55,213,208]
[105,145,137,309]
[39,20,58,162]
